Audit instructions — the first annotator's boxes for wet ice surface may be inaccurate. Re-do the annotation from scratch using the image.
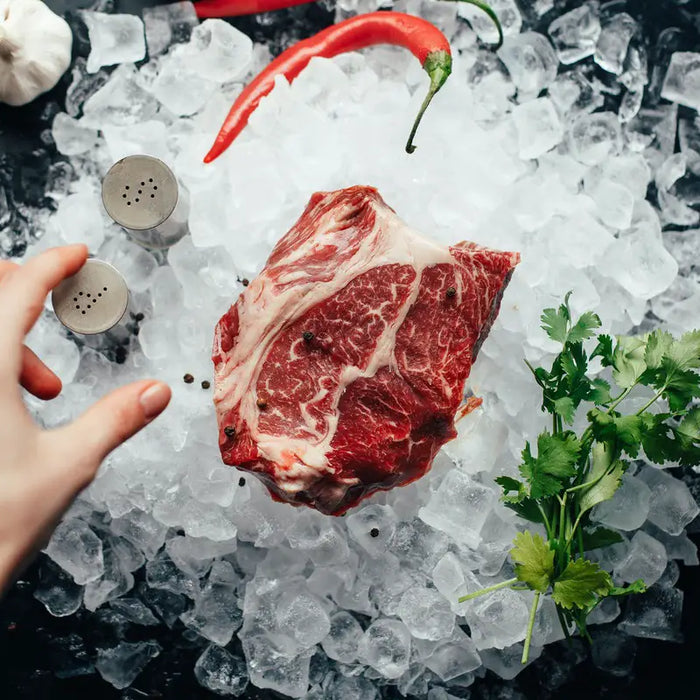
[9,0,700,696]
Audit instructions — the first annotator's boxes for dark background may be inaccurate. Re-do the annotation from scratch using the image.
[3,0,700,698]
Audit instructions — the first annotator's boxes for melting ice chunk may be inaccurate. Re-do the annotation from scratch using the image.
[662,52,700,112]
[194,644,249,697]
[592,473,651,530]
[81,12,146,73]
[396,587,455,641]
[594,13,638,75]
[498,32,558,99]
[358,618,412,679]
[512,97,563,159]
[45,519,104,585]
[96,641,161,689]
[548,1,601,65]
[143,1,198,56]
[321,611,364,663]
[639,467,700,535]
[614,531,667,587]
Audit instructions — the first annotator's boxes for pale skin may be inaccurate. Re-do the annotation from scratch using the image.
[0,244,172,594]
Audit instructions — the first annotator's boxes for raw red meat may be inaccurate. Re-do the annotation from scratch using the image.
[212,186,519,515]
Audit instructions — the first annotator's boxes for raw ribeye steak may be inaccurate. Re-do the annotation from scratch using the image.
[212,186,519,515]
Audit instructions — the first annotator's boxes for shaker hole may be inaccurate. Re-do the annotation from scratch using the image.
[81,311,86,315]
[103,287,108,291]
[151,194,155,198]
[135,198,140,203]
[149,178,153,182]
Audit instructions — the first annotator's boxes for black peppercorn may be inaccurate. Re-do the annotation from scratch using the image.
[239,477,246,486]
[302,330,314,342]
[370,528,379,538]
[224,426,235,438]
[201,380,211,390]
[446,287,456,298]
[183,373,194,384]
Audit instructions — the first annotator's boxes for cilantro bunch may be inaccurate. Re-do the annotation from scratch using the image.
[460,294,700,664]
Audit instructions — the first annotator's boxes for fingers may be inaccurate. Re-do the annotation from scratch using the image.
[19,346,62,400]
[51,380,171,489]
[0,245,88,361]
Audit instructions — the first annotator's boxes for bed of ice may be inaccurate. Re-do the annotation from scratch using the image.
[16,0,700,696]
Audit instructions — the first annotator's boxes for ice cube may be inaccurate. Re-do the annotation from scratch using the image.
[25,316,80,385]
[480,641,540,679]
[585,177,635,230]
[591,629,636,676]
[52,113,100,156]
[96,641,161,689]
[594,13,638,75]
[286,510,349,566]
[143,1,198,56]
[419,470,495,548]
[548,70,604,119]
[639,467,700,535]
[146,551,200,598]
[618,585,683,642]
[181,561,242,645]
[498,32,558,99]
[83,537,135,611]
[465,588,530,650]
[34,559,84,617]
[615,531,667,587]
[388,518,450,574]
[186,20,253,84]
[276,589,331,648]
[111,509,168,560]
[569,112,622,165]
[45,519,104,585]
[358,618,412,679]
[396,587,455,641]
[548,1,601,65]
[661,52,700,111]
[109,598,160,626]
[424,628,481,681]
[48,633,94,679]
[138,583,187,628]
[458,0,521,45]
[321,611,363,663]
[512,97,563,159]
[592,473,651,531]
[65,58,110,117]
[194,644,249,697]
[346,504,397,556]
[241,634,311,697]
[81,12,146,73]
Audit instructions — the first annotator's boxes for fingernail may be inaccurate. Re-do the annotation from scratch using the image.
[140,382,171,420]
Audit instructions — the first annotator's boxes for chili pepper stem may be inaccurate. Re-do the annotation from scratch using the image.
[442,0,504,49]
[406,51,451,154]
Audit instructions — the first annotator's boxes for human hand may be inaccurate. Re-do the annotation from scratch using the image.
[0,245,171,594]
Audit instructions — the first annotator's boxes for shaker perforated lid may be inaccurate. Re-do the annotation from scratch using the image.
[101,155,179,231]
[52,259,129,335]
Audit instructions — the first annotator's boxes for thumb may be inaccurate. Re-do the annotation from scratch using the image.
[52,380,171,488]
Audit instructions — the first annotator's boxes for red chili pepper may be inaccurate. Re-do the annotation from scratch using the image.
[203,6,502,163]
[195,0,313,18]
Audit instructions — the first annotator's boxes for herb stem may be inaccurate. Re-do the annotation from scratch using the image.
[457,577,518,603]
[537,503,553,539]
[607,386,634,413]
[635,387,665,416]
[555,604,571,641]
[522,591,540,665]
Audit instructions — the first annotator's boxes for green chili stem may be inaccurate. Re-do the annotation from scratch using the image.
[442,0,504,48]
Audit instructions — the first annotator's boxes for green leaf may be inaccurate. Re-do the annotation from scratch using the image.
[678,407,700,442]
[580,526,624,551]
[552,559,612,610]
[541,305,569,344]
[588,378,612,405]
[503,498,544,525]
[568,311,602,343]
[645,330,674,370]
[510,531,554,594]
[519,432,581,499]
[608,579,647,597]
[495,476,524,494]
[577,445,625,515]
[588,409,644,458]
[612,336,647,389]
[667,330,700,371]
[554,397,576,425]
[659,360,700,412]
[591,334,614,366]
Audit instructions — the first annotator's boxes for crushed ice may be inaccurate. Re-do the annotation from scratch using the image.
[14,0,700,695]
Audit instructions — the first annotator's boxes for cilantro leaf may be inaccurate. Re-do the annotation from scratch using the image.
[554,397,576,425]
[588,378,612,405]
[645,330,673,370]
[552,559,612,610]
[578,459,625,515]
[567,311,601,343]
[591,334,614,366]
[510,531,554,593]
[580,527,624,551]
[608,579,647,597]
[519,432,581,499]
[502,498,545,524]
[495,476,524,495]
[588,409,644,458]
[667,330,700,371]
[658,359,700,412]
[612,336,647,389]
[541,305,569,344]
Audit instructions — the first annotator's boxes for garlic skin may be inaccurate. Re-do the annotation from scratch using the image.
[0,0,72,107]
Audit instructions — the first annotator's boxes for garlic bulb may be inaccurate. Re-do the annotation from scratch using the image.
[0,0,72,106]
